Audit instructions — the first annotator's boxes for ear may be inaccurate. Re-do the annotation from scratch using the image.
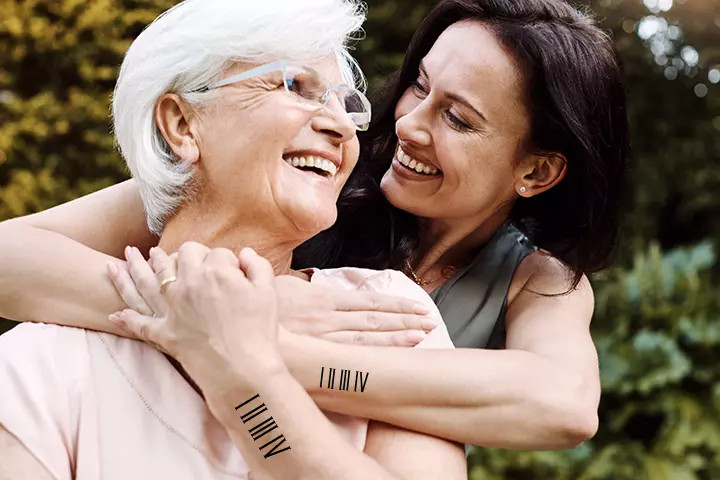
[513,152,567,197]
[155,93,200,164]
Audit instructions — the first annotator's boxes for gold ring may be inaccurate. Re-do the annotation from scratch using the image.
[159,276,178,292]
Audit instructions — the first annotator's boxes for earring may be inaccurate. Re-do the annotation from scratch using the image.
[519,186,527,194]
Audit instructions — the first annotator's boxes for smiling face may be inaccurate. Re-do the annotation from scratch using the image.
[177,56,360,239]
[381,21,534,225]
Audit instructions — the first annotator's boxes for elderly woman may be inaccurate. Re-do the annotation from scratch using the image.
[0,0,629,458]
[0,0,466,479]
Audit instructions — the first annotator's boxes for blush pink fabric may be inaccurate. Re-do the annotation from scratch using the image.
[0,268,454,479]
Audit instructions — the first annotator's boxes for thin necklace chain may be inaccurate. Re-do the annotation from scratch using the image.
[404,259,436,286]
[404,259,459,287]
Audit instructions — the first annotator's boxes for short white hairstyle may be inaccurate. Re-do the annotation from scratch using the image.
[112,0,367,234]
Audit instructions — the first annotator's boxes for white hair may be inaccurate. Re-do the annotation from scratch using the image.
[112,0,367,234]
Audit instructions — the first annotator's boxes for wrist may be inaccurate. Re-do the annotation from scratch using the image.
[206,366,293,423]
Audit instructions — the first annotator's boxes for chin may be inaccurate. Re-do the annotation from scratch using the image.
[293,206,338,237]
[381,176,423,216]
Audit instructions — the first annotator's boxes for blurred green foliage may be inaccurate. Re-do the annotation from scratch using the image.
[1,0,719,477]
[468,241,720,479]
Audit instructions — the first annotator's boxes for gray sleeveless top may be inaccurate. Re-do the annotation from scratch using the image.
[429,223,536,349]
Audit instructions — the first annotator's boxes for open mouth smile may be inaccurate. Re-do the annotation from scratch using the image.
[283,154,337,179]
[396,147,442,177]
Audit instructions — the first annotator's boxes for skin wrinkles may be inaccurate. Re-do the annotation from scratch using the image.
[416,62,488,130]
[157,55,359,272]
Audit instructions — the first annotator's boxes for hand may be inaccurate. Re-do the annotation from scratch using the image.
[106,252,157,318]
[274,275,437,346]
[108,242,285,393]
[109,247,437,348]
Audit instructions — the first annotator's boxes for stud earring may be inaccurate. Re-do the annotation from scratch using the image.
[519,186,527,194]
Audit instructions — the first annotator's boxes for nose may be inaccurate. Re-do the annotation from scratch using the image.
[311,93,357,145]
[395,99,432,147]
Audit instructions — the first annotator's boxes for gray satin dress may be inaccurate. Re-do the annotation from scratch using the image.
[429,222,536,349]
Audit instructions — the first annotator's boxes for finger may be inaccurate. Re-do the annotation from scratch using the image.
[107,262,154,315]
[150,247,178,287]
[237,248,274,285]
[109,309,166,352]
[333,290,433,315]
[177,241,211,279]
[320,311,439,333]
[124,246,166,314]
[204,247,240,269]
[320,330,427,347]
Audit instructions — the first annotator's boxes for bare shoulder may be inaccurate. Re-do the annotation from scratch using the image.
[0,425,54,480]
[507,250,594,313]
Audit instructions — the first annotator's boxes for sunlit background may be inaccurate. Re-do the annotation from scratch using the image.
[1,0,718,478]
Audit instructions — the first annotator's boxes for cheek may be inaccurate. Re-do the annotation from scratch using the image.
[344,138,360,172]
[438,137,510,191]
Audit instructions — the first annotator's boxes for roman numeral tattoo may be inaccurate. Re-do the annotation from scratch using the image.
[319,367,369,392]
[235,393,291,459]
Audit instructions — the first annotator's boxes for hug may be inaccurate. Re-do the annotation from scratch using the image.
[0,0,628,478]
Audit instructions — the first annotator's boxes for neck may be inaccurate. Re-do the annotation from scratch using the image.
[157,201,303,275]
[413,209,511,278]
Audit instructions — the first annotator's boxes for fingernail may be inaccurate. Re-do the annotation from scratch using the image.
[413,303,432,315]
[108,313,119,323]
[106,262,118,278]
[124,246,131,258]
[149,247,156,257]
[421,318,440,330]
[406,330,426,344]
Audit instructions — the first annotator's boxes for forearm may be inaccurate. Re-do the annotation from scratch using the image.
[204,363,398,480]
[283,334,596,448]
[0,222,129,336]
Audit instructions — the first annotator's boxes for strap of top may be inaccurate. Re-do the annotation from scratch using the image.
[429,223,536,349]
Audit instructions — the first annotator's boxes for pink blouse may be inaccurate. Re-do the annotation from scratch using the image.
[0,268,454,479]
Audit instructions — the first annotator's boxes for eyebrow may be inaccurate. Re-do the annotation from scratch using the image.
[419,61,488,124]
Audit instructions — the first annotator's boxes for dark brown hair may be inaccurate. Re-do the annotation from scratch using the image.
[294,0,630,289]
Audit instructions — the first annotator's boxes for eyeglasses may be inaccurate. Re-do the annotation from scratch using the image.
[195,60,372,131]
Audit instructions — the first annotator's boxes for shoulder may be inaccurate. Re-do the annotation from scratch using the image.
[0,324,95,480]
[314,267,428,302]
[0,323,97,400]
[0,323,92,368]
[315,267,455,349]
[508,251,594,309]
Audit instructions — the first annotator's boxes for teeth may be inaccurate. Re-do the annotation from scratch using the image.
[284,155,338,177]
[396,147,440,176]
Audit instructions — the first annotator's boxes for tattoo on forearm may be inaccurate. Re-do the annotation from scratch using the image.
[319,367,369,392]
[235,394,291,459]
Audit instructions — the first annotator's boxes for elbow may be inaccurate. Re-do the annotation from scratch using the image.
[539,372,600,449]
[558,407,598,448]
[534,402,597,450]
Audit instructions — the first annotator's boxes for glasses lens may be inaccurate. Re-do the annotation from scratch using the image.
[284,63,372,131]
[284,65,328,104]
[343,90,371,131]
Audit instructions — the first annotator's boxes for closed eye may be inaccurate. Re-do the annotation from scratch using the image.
[411,80,429,97]
[445,110,472,131]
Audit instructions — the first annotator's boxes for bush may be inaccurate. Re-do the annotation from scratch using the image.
[468,241,720,479]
